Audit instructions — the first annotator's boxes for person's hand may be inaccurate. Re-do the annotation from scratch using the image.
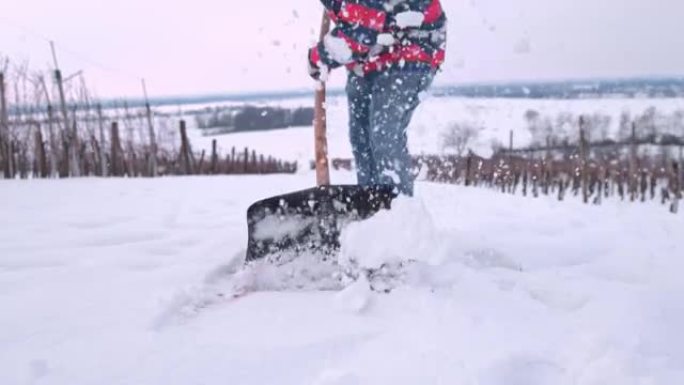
[308,48,329,82]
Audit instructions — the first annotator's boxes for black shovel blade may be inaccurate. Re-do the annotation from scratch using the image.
[245,184,398,262]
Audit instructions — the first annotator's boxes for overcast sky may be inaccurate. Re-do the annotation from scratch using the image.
[2,0,683,98]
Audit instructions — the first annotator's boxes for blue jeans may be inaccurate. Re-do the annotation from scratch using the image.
[346,68,434,196]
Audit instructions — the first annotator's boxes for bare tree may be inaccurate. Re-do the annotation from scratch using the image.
[524,109,553,145]
[490,138,505,155]
[553,111,576,144]
[582,113,612,142]
[441,122,481,156]
[617,110,632,141]
[667,109,684,137]
[636,106,658,139]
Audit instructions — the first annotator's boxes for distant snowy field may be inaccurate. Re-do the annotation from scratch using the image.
[1,170,683,384]
[178,96,684,163]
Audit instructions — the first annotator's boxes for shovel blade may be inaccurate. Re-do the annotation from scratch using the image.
[245,184,397,262]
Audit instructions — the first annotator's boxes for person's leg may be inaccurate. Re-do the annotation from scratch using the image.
[346,71,378,185]
[368,69,434,196]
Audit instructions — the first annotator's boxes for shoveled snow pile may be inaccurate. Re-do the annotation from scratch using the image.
[1,173,683,384]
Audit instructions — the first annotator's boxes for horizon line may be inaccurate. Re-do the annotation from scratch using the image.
[126,74,684,106]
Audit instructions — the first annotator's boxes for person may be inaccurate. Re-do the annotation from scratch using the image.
[308,0,447,196]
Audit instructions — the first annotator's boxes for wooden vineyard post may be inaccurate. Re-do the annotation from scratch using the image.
[223,154,230,174]
[34,125,48,178]
[129,150,138,177]
[465,152,473,187]
[618,168,625,200]
[46,105,59,177]
[522,159,528,197]
[579,119,589,204]
[629,122,638,201]
[90,135,100,177]
[229,146,236,173]
[211,139,218,174]
[0,71,11,179]
[672,162,681,214]
[543,136,551,196]
[110,122,123,176]
[179,120,194,175]
[606,166,612,199]
[16,140,28,179]
[532,159,539,198]
[142,80,158,177]
[640,170,647,203]
[8,140,16,178]
[96,104,108,177]
[558,176,566,201]
[508,130,514,193]
[57,131,68,178]
[52,42,81,177]
[251,150,257,172]
[198,150,206,174]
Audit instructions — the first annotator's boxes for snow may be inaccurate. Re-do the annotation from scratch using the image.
[2,85,684,385]
[395,11,426,29]
[340,197,443,269]
[253,215,316,242]
[1,169,683,384]
[335,275,374,314]
[324,34,354,65]
[376,33,396,46]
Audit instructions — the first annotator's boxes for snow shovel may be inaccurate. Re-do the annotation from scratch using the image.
[244,12,398,262]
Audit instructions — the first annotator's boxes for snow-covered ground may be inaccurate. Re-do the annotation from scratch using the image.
[1,170,683,384]
[179,96,684,163]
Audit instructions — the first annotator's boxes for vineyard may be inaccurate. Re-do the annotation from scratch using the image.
[420,123,683,214]
[314,117,684,214]
[1,59,682,214]
[0,58,297,180]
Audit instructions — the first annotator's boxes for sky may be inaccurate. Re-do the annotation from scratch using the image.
[2,0,684,99]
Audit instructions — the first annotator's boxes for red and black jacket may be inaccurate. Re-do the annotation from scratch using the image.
[309,0,447,76]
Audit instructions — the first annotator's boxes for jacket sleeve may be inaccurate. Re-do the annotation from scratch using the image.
[309,0,390,71]
[389,0,447,43]
[309,0,447,71]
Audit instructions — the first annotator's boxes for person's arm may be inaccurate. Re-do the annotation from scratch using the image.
[308,0,447,79]
[308,0,390,77]
[392,0,447,69]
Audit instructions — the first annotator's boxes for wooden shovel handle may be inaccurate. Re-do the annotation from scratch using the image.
[314,12,331,186]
